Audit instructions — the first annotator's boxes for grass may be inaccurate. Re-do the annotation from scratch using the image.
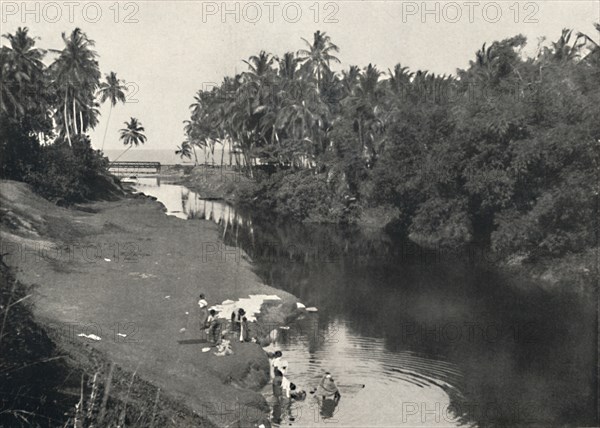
[0,254,211,427]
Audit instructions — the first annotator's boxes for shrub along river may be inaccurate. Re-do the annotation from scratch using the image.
[133,177,597,427]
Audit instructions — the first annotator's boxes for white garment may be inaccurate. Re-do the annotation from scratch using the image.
[270,356,281,378]
[198,299,208,308]
[273,358,288,375]
[281,376,292,398]
[272,357,281,373]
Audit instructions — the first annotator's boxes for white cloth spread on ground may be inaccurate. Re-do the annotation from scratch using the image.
[77,333,101,341]
[210,294,281,322]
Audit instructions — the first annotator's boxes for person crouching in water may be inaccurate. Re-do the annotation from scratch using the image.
[317,373,341,401]
[316,372,341,419]
[205,309,221,345]
[290,384,306,401]
[284,381,306,401]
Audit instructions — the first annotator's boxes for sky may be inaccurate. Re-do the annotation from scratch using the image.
[2,0,599,153]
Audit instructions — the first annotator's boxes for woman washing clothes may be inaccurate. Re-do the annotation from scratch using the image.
[315,372,341,419]
[316,372,341,400]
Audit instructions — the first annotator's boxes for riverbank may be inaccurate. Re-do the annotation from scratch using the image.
[172,166,598,295]
[157,165,251,202]
[0,179,298,427]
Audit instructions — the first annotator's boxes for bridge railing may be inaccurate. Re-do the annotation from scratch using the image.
[108,161,161,175]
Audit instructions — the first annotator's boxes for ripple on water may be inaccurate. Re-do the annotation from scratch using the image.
[263,320,467,427]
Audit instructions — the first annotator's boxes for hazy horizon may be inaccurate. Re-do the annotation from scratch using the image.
[104,148,219,164]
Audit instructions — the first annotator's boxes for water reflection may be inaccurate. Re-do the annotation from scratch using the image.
[133,178,251,243]
[133,178,597,427]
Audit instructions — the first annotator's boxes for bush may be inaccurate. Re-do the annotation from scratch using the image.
[274,171,343,221]
[0,117,42,180]
[236,170,352,223]
[23,136,115,205]
[408,197,473,249]
[492,174,598,258]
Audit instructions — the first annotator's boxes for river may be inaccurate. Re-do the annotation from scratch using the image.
[133,177,597,427]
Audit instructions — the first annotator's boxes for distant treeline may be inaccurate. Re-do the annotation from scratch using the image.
[182,27,599,260]
[0,27,142,203]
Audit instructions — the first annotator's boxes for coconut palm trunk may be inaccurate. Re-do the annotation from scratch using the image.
[99,72,128,151]
[243,151,253,177]
[101,104,113,151]
[110,144,132,165]
[220,140,225,172]
[191,144,198,165]
[64,87,72,146]
[72,97,78,135]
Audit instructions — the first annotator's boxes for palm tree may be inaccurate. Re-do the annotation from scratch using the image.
[243,50,276,80]
[112,117,146,163]
[297,31,340,90]
[183,119,207,165]
[98,71,127,150]
[548,29,586,63]
[387,64,413,96]
[2,27,45,76]
[341,65,360,95]
[176,140,196,163]
[241,50,277,117]
[344,64,383,162]
[1,27,46,119]
[0,48,23,116]
[274,79,330,168]
[50,28,101,146]
[578,23,600,62]
[278,52,299,81]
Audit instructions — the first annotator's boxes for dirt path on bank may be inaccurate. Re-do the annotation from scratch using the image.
[0,180,297,427]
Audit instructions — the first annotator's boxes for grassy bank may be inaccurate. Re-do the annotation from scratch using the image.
[0,257,210,427]
[0,179,298,427]
[161,165,253,202]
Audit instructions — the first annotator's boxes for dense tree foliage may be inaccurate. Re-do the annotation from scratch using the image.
[0,27,135,203]
[184,28,599,259]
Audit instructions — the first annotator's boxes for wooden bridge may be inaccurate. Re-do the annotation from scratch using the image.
[108,161,161,176]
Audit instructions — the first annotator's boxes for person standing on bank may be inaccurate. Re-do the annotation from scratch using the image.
[240,316,250,342]
[268,351,283,378]
[206,309,221,345]
[230,308,245,333]
[198,293,209,339]
[272,357,289,397]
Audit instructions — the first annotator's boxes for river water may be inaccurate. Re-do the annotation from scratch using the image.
[133,178,597,427]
